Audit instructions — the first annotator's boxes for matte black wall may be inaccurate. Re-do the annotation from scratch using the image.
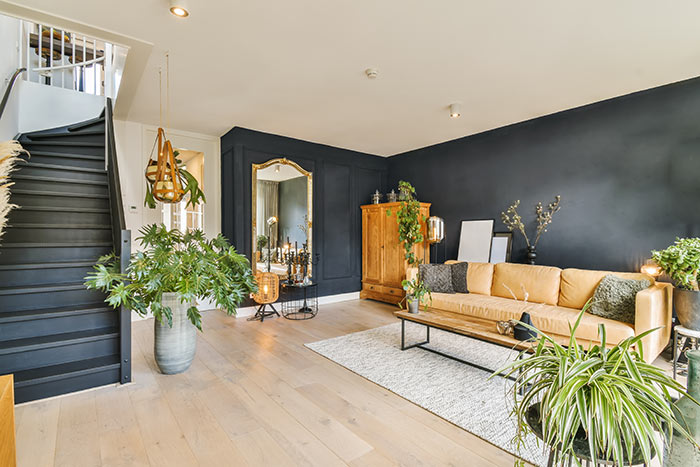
[278,176,308,247]
[388,77,700,272]
[221,127,388,297]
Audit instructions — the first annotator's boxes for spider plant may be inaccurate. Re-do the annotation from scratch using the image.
[493,307,699,466]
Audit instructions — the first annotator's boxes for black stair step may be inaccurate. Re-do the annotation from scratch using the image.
[0,304,116,341]
[0,282,92,296]
[68,116,106,132]
[0,241,112,248]
[0,302,110,324]
[0,327,118,354]
[0,260,97,287]
[0,328,119,378]
[14,355,119,387]
[19,140,104,148]
[21,151,103,161]
[11,189,108,199]
[0,242,112,265]
[12,206,109,214]
[0,260,95,271]
[18,162,106,174]
[25,129,105,139]
[9,223,112,230]
[13,355,120,403]
[11,175,107,186]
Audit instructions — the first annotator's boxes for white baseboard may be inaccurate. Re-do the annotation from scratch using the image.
[131,291,361,321]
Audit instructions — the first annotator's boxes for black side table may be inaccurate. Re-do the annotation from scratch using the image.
[281,282,318,320]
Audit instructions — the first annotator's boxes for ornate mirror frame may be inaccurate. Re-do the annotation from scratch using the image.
[251,157,313,275]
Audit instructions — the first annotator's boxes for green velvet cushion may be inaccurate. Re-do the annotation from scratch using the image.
[588,275,650,324]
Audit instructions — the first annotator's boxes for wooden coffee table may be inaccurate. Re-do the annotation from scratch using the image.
[395,309,542,377]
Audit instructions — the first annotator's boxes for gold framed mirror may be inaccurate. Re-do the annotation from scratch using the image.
[252,158,312,278]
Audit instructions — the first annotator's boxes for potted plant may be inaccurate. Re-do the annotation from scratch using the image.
[256,234,268,262]
[387,180,426,267]
[400,278,431,313]
[493,308,698,466]
[85,224,257,374]
[653,238,700,330]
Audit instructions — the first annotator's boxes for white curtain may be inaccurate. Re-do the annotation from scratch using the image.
[257,180,279,249]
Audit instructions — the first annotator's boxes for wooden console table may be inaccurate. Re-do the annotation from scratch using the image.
[0,375,16,467]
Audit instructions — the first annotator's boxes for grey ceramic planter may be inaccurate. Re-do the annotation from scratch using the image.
[154,292,197,375]
[675,289,700,331]
[408,298,419,314]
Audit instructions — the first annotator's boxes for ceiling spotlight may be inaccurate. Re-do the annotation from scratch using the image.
[449,103,461,118]
[365,68,379,79]
[169,0,189,17]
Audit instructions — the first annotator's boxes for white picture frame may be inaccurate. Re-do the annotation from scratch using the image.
[457,220,494,263]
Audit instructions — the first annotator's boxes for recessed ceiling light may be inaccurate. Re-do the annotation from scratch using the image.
[449,103,461,118]
[169,0,189,17]
[365,68,378,79]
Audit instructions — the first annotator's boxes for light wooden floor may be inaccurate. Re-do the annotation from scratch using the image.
[14,300,534,466]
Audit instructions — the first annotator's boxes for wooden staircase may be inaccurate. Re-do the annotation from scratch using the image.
[0,102,130,403]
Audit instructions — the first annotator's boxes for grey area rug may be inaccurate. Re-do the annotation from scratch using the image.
[305,322,547,466]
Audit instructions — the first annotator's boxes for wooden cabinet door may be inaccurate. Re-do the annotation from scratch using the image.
[382,206,404,288]
[362,207,382,284]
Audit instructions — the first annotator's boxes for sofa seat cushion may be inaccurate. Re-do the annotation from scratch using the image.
[428,293,635,345]
[491,263,562,305]
[559,268,655,310]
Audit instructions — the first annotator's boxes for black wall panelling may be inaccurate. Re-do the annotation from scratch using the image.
[388,77,700,272]
[221,128,388,297]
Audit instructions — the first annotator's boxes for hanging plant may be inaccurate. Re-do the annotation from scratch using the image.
[387,180,426,267]
[143,128,206,209]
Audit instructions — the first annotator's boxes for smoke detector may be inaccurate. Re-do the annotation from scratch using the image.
[365,68,379,79]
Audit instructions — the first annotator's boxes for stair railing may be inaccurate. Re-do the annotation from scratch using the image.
[17,20,126,99]
[105,97,131,384]
[0,68,26,121]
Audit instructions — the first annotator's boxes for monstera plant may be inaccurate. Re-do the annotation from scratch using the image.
[85,224,256,374]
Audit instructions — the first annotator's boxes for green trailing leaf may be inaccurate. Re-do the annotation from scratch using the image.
[490,304,700,466]
[387,181,425,268]
[84,224,257,329]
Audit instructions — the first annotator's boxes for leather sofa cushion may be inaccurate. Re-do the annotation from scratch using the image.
[559,268,656,309]
[429,293,635,345]
[467,262,494,295]
[491,263,561,306]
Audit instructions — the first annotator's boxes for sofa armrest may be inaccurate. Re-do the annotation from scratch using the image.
[406,267,419,282]
[635,283,673,364]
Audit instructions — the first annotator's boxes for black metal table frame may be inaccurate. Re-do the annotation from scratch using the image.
[281,282,318,320]
[399,317,522,383]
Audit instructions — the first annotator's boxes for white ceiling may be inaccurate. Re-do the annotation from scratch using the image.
[6,0,700,156]
[258,163,306,182]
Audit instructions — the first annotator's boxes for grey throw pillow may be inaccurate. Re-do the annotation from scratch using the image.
[588,275,651,324]
[450,262,469,294]
[419,264,455,294]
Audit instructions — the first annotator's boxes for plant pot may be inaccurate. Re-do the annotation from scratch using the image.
[154,292,197,375]
[665,349,700,466]
[526,403,652,465]
[675,289,700,331]
[408,298,419,314]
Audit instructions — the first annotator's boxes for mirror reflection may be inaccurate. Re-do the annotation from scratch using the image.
[252,158,312,277]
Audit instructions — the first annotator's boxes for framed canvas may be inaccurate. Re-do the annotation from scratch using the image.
[457,219,494,262]
[490,232,513,264]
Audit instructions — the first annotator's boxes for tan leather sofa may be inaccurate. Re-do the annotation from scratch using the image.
[407,262,672,363]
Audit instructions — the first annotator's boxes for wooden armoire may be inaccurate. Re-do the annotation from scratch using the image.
[360,202,431,304]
